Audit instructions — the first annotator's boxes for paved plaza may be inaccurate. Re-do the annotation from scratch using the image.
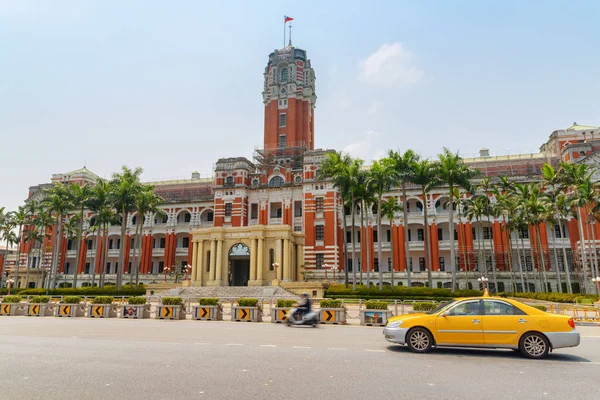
[0,318,598,400]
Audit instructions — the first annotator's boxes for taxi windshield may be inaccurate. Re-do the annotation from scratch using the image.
[427,301,457,315]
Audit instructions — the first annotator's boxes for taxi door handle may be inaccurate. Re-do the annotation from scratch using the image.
[518,319,528,324]
[472,319,480,324]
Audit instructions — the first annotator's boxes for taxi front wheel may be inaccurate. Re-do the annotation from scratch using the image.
[406,328,433,353]
[519,332,549,359]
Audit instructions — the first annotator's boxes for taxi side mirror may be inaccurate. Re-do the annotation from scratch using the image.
[441,311,449,317]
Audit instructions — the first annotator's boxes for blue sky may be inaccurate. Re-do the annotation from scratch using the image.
[1,0,600,212]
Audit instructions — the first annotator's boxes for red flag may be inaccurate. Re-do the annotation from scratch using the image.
[285,16,293,23]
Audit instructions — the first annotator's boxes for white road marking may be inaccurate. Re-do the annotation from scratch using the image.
[327,347,346,350]
[293,346,311,349]
[365,349,385,353]
[260,344,276,347]
[225,343,243,346]
[195,342,212,345]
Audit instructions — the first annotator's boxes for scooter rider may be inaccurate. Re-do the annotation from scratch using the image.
[296,293,311,319]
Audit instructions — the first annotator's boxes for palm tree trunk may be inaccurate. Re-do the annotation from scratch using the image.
[448,194,457,291]
[91,230,100,287]
[402,183,411,288]
[130,219,141,286]
[587,213,599,281]
[13,224,23,289]
[361,201,368,287]
[561,219,573,294]
[48,214,63,293]
[73,205,85,288]
[550,222,563,293]
[476,218,484,278]
[377,196,383,291]
[535,224,549,292]
[341,199,349,288]
[422,188,432,288]
[487,219,498,293]
[351,193,357,290]
[577,209,590,293]
[135,216,144,286]
[117,209,127,290]
[365,207,371,288]
[390,219,395,288]
[513,231,525,292]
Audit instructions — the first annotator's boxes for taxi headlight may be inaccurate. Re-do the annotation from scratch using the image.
[387,320,403,328]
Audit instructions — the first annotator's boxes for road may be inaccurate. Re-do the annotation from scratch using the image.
[0,318,598,400]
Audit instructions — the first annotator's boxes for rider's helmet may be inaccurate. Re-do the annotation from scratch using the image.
[302,293,309,298]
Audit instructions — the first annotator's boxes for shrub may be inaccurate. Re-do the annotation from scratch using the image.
[17,287,145,297]
[365,300,389,310]
[276,299,296,308]
[324,284,483,301]
[63,296,82,304]
[320,299,342,308]
[92,296,114,304]
[162,297,183,306]
[412,302,437,312]
[237,298,259,307]
[58,282,73,288]
[2,295,22,303]
[504,292,599,304]
[532,305,547,312]
[198,298,219,306]
[30,296,51,304]
[127,297,147,305]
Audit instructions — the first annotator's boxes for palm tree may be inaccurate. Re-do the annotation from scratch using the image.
[367,158,397,290]
[131,187,164,285]
[68,182,93,288]
[9,206,29,289]
[555,192,574,293]
[110,166,143,290]
[1,209,17,288]
[43,183,73,291]
[410,159,440,288]
[87,179,114,288]
[319,152,363,289]
[437,148,477,290]
[387,149,420,287]
[63,216,80,286]
[355,172,373,286]
[381,196,403,287]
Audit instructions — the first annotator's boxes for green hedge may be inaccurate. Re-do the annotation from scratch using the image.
[320,299,343,308]
[2,295,22,303]
[532,305,547,312]
[324,284,482,300]
[504,292,599,304]
[11,287,145,297]
[127,297,147,305]
[30,296,51,304]
[412,302,437,311]
[198,298,219,306]
[276,299,296,308]
[365,300,389,310]
[162,297,183,305]
[237,298,259,307]
[63,296,82,304]
[91,296,114,304]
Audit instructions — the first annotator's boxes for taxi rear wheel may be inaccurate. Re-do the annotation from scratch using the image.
[519,332,549,359]
[406,328,433,353]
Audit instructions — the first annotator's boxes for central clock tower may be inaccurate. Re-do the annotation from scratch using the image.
[262,45,316,151]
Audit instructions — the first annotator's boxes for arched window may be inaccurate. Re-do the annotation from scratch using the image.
[269,176,285,187]
[281,67,289,82]
[225,176,234,185]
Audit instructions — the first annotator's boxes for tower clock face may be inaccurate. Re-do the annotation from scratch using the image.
[279,87,287,96]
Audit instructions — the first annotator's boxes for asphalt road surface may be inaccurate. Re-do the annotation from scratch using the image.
[0,318,598,400]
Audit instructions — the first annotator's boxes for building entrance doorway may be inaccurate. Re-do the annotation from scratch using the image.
[228,243,251,286]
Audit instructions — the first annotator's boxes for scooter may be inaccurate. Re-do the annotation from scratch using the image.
[286,307,319,327]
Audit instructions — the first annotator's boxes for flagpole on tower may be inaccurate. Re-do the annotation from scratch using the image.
[283,16,286,47]
[289,23,292,46]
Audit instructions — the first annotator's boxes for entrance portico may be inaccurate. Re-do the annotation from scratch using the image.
[190,225,304,286]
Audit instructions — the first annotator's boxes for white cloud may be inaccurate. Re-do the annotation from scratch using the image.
[342,130,386,162]
[359,43,423,87]
[367,101,380,115]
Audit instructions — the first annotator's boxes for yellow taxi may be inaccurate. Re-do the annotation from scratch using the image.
[383,294,580,359]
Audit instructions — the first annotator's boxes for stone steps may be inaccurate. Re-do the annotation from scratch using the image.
[168,286,299,300]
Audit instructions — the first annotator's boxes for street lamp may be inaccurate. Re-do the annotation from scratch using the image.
[323,263,330,280]
[478,276,489,295]
[183,265,192,281]
[592,276,600,295]
[6,278,15,296]
[272,262,280,278]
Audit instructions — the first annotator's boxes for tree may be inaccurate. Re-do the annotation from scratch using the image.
[87,179,115,288]
[0,208,17,288]
[381,196,403,287]
[68,182,93,288]
[387,149,420,287]
[109,166,143,290]
[319,152,363,289]
[355,172,373,286]
[43,183,73,291]
[131,186,164,286]
[367,158,398,290]
[410,159,440,288]
[9,206,29,288]
[437,148,477,291]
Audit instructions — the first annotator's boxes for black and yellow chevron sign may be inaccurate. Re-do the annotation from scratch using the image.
[238,308,250,320]
[92,306,103,317]
[1,304,11,315]
[161,307,173,318]
[28,305,40,315]
[279,310,288,320]
[60,305,71,315]
[200,307,209,318]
